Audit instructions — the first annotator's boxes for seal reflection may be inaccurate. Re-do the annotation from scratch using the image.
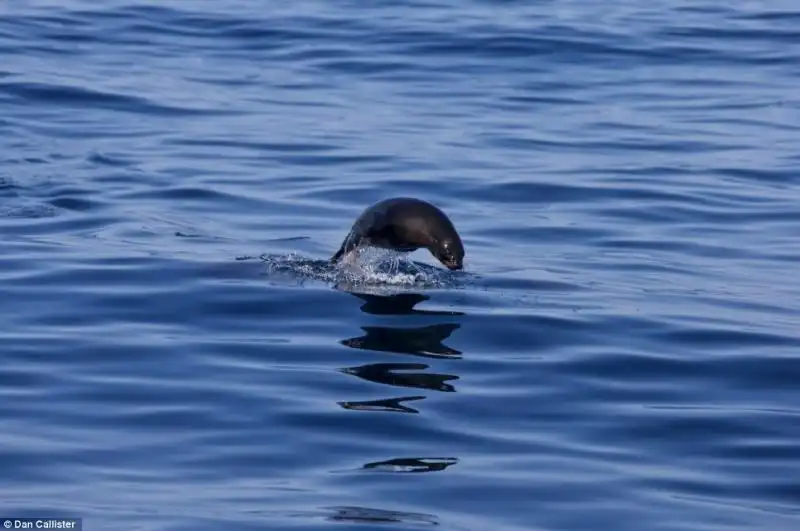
[340,362,457,393]
[337,290,464,410]
[323,506,439,526]
[336,290,464,476]
[362,456,458,473]
[349,291,464,317]
[342,323,462,359]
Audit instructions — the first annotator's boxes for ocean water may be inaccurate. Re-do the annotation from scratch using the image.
[1,1,799,530]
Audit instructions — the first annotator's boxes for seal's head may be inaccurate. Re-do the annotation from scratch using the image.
[389,198,464,270]
[429,233,464,271]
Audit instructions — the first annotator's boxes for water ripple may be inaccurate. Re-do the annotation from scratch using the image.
[0,80,234,116]
[1,1,799,531]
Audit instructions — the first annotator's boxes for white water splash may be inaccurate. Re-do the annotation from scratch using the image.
[255,246,465,291]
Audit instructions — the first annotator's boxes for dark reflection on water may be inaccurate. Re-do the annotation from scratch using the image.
[348,291,465,317]
[363,456,459,474]
[322,506,439,527]
[340,362,458,393]
[338,290,463,412]
[344,290,463,359]
[338,395,426,414]
[342,323,462,359]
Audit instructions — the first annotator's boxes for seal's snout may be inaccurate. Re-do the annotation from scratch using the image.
[433,237,464,271]
[443,260,463,271]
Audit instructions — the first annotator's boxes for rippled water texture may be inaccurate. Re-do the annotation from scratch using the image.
[1,1,799,530]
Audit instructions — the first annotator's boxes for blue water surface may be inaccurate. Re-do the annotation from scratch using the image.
[1,1,799,530]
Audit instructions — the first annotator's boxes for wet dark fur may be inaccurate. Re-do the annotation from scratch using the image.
[331,197,465,270]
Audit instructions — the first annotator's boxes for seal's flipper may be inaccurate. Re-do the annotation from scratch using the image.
[331,232,358,264]
[331,243,346,263]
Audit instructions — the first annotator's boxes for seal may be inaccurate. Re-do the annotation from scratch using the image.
[331,197,465,270]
